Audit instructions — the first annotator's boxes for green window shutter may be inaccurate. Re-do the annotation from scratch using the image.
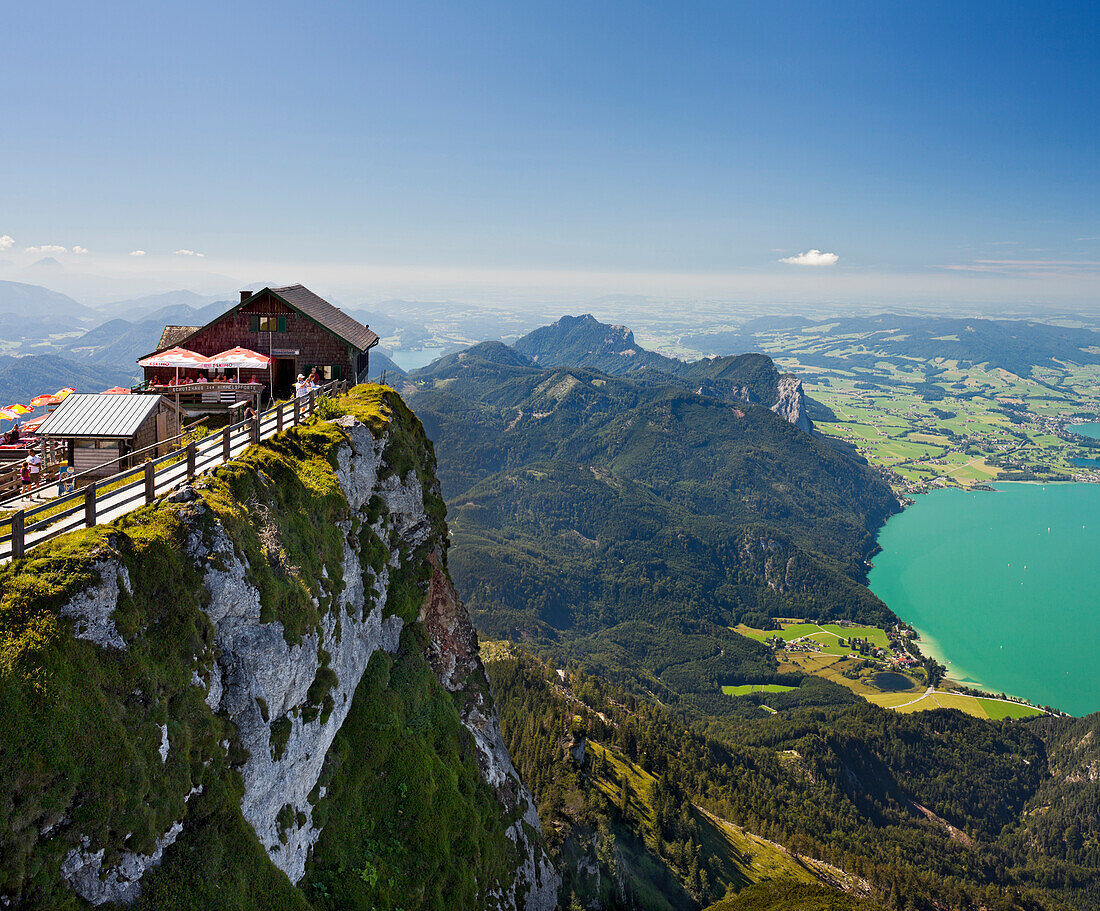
[249,314,259,332]
[277,315,287,333]
[334,365,343,379]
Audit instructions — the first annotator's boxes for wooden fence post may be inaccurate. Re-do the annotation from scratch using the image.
[276,403,283,433]
[145,461,155,503]
[186,442,197,478]
[294,396,301,425]
[308,389,316,416]
[12,510,24,559]
[85,485,97,528]
[251,414,261,444]
[223,425,231,463]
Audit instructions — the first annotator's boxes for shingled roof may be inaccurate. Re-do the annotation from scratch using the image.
[266,284,379,352]
[157,325,201,352]
[143,285,380,360]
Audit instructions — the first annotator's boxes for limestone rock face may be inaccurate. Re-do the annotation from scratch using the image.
[771,374,814,434]
[51,399,557,910]
[418,556,560,910]
[187,514,405,884]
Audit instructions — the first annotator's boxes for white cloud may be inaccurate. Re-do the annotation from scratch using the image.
[0,235,13,252]
[72,245,88,254]
[25,244,68,254]
[780,249,839,266]
[129,249,147,257]
[173,249,205,257]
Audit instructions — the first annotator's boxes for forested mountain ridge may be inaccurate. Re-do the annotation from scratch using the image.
[513,315,814,432]
[405,342,897,710]
[404,336,1100,910]
[488,648,1100,911]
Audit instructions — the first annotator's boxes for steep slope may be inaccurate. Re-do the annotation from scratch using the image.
[0,386,556,910]
[489,647,1100,911]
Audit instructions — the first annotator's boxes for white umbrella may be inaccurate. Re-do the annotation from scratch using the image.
[203,346,274,383]
[138,347,209,384]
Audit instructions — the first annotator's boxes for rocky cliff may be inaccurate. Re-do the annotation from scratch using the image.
[0,386,557,910]
[770,374,813,434]
[510,316,814,433]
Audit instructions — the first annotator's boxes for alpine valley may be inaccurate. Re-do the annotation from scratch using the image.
[2,318,1099,911]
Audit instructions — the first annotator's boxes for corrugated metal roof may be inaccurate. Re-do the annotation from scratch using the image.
[36,394,165,439]
[268,285,380,352]
[157,325,201,351]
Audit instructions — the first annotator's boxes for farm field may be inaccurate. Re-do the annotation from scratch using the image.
[734,621,894,657]
[720,684,796,696]
[771,650,1046,719]
[729,620,1048,720]
[697,321,1100,492]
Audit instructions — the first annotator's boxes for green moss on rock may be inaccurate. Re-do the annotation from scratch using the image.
[0,384,524,910]
[303,628,518,910]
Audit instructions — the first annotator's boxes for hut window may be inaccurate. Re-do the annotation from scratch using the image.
[253,316,281,332]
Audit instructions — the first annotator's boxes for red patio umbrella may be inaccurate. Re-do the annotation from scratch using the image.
[101,387,131,394]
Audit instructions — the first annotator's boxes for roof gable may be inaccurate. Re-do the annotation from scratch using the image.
[265,285,379,351]
[157,325,201,351]
[143,284,379,359]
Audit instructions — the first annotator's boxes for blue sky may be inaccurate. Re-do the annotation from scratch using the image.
[2,1,1098,304]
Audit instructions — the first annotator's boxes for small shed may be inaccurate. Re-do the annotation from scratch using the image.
[35,394,181,477]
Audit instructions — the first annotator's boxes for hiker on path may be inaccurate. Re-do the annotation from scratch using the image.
[26,450,41,496]
[20,461,31,496]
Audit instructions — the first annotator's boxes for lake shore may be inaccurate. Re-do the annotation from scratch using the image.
[869,482,1099,716]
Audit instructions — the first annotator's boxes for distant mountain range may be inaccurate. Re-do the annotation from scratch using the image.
[93,289,230,322]
[513,314,814,432]
[63,301,233,366]
[0,281,101,345]
[0,355,137,408]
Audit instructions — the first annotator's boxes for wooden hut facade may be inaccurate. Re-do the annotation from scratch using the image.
[140,285,379,399]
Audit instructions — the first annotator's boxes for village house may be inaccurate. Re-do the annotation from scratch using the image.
[139,285,379,400]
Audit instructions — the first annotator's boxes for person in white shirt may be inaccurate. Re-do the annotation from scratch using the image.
[27,451,41,497]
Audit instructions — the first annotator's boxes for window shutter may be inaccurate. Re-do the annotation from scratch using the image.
[334,365,343,379]
[277,315,287,333]
[249,315,259,332]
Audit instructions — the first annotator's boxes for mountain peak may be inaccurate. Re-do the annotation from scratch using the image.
[514,314,646,369]
[27,256,64,271]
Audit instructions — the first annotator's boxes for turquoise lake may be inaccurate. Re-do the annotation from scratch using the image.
[390,347,447,371]
[868,483,1100,716]
[1073,422,1100,440]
